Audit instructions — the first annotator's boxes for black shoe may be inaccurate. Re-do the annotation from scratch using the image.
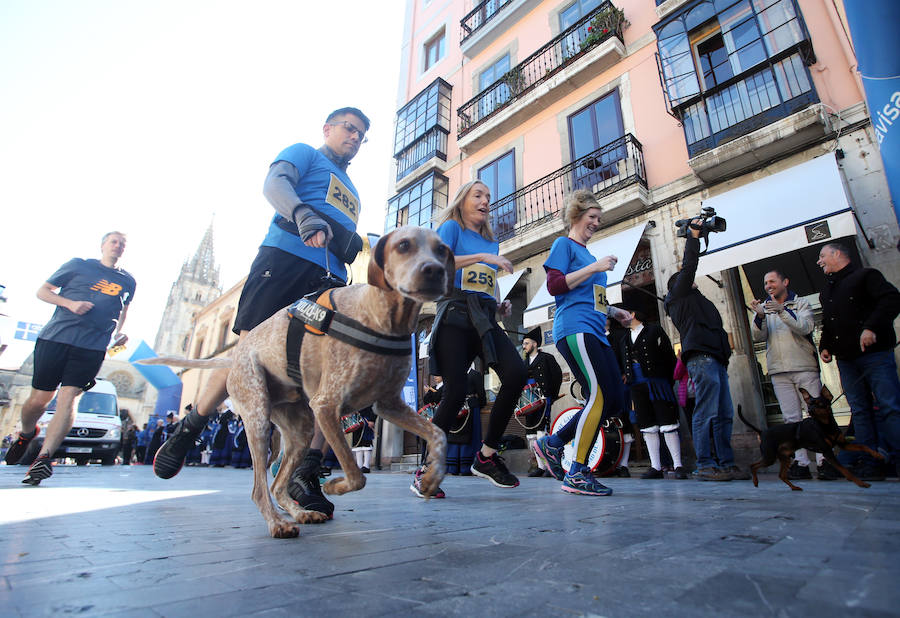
[471,452,519,488]
[22,455,53,486]
[288,449,335,518]
[788,462,813,480]
[615,466,631,478]
[153,411,205,479]
[854,464,885,482]
[360,466,370,474]
[817,461,840,480]
[641,467,664,479]
[673,466,688,479]
[725,465,751,480]
[693,467,732,482]
[527,465,545,478]
[4,427,37,465]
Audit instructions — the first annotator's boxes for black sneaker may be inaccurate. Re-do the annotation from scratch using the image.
[788,462,813,480]
[471,452,519,488]
[641,467,664,479]
[4,427,37,465]
[153,412,205,479]
[673,466,688,479]
[527,464,545,478]
[22,455,53,486]
[817,461,840,480]
[288,449,335,519]
[614,466,631,478]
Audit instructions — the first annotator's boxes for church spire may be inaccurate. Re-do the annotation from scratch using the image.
[184,220,219,286]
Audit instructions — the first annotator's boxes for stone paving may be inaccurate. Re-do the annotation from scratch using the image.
[1,463,899,617]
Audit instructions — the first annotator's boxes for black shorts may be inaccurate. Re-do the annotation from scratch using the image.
[232,246,330,334]
[631,383,679,429]
[32,338,106,392]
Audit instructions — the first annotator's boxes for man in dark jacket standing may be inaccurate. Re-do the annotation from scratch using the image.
[522,328,563,476]
[817,242,900,478]
[664,220,736,481]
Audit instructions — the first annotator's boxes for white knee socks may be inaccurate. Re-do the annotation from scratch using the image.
[642,428,662,471]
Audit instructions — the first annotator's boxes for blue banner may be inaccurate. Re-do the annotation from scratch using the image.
[128,340,182,390]
[844,0,900,226]
[14,321,42,342]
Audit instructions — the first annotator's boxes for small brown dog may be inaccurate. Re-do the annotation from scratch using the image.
[144,227,452,537]
[738,386,884,491]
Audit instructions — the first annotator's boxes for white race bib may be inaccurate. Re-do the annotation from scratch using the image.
[593,284,608,313]
[325,174,360,224]
[461,263,497,296]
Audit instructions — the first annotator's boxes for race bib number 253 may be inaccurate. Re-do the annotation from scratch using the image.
[325,174,360,224]
[461,263,496,296]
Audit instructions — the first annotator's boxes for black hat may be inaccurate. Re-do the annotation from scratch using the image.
[524,327,541,344]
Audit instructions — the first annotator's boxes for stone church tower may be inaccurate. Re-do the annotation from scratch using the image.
[153,222,222,357]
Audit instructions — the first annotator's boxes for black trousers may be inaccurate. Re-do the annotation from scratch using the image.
[432,323,526,450]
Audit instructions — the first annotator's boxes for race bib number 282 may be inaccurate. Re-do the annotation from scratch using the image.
[325,174,360,224]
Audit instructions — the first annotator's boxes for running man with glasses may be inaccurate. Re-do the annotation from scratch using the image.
[153,107,370,521]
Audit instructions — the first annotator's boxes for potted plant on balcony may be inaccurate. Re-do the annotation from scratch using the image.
[501,67,527,96]
[579,6,629,52]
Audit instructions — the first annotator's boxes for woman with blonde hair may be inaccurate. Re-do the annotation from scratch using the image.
[411,180,528,498]
[532,190,631,496]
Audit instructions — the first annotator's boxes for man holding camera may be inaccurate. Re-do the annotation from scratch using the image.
[665,217,741,481]
[153,107,370,519]
[750,270,823,479]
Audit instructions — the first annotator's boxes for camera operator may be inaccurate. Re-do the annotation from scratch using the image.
[664,218,744,482]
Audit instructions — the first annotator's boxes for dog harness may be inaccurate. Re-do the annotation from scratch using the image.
[285,288,411,386]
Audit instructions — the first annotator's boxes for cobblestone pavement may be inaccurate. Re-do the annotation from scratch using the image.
[1,463,898,617]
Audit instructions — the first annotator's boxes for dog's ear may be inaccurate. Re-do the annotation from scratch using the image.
[819,384,833,403]
[367,231,394,290]
[798,387,811,404]
[442,245,456,297]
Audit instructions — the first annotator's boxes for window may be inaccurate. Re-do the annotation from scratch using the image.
[424,30,446,72]
[567,90,624,192]
[385,172,449,233]
[477,150,516,238]
[393,79,452,179]
[478,54,511,116]
[559,0,602,58]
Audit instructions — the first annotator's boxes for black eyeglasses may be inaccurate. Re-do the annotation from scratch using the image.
[328,120,368,143]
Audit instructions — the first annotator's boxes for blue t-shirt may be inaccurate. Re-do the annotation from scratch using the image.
[39,258,137,351]
[437,220,499,302]
[543,237,608,343]
[260,143,360,281]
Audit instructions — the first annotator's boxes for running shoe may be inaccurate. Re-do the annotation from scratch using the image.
[153,415,204,479]
[4,427,37,465]
[531,436,565,481]
[288,449,335,518]
[471,452,519,488]
[22,455,53,486]
[410,466,446,499]
[561,469,613,496]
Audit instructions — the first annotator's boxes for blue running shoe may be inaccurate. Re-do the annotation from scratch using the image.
[532,436,565,481]
[561,469,612,496]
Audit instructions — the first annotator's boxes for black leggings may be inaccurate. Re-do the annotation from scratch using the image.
[432,323,527,450]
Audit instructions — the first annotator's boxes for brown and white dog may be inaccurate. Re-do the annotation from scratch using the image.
[143,227,452,537]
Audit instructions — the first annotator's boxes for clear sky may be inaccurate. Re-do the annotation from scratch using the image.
[0,0,406,369]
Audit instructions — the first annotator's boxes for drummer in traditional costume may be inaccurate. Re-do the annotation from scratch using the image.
[532,190,631,496]
[411,180,528,498]
[521,327,563,477]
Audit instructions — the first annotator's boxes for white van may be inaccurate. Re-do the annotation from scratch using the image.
[23,379,122,466]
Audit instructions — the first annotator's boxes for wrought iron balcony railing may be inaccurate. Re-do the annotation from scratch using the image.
[458,1,622,138]
[460,0,514,44]
[395,127,448,182]
[490,133,646,241]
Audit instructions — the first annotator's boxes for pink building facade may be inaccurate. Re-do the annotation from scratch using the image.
[384,0,899,459]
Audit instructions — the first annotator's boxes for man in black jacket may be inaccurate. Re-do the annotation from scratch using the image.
[818,242,900,478]
[664,220,737,482]
[522,327,563,477]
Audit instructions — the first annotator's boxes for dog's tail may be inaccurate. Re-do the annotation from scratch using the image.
[736,405,762,436]
[137,356,233,369]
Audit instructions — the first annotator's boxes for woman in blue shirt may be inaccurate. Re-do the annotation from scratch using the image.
[533,190,631,496]
[413,180,528,498]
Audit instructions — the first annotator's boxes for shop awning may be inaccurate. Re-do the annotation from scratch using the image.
[695,154,856,277]
[523,223,649,328]
[497,269,527,302]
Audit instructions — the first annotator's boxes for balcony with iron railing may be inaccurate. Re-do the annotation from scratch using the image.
[457,1,627,151]
[392,78,452,187]
[395,127,448,183]
[489,134,648,258]
[459,0,541,58]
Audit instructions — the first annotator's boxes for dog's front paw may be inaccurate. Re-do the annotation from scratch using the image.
[268,520,300,539]
[861,481,871,488]
[323,476,351,495]
[294,511,329,524]
[419,467,443,497]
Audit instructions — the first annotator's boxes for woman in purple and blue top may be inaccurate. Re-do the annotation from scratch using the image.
[533,190,632,496]
[411,180,528,498]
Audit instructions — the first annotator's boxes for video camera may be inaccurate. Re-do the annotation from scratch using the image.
[675,206,726,239]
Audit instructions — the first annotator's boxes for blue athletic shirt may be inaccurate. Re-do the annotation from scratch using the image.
[437,220,499,302]
[261,143,360,281]
[544,237,608,344]
[39,258,137,351]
